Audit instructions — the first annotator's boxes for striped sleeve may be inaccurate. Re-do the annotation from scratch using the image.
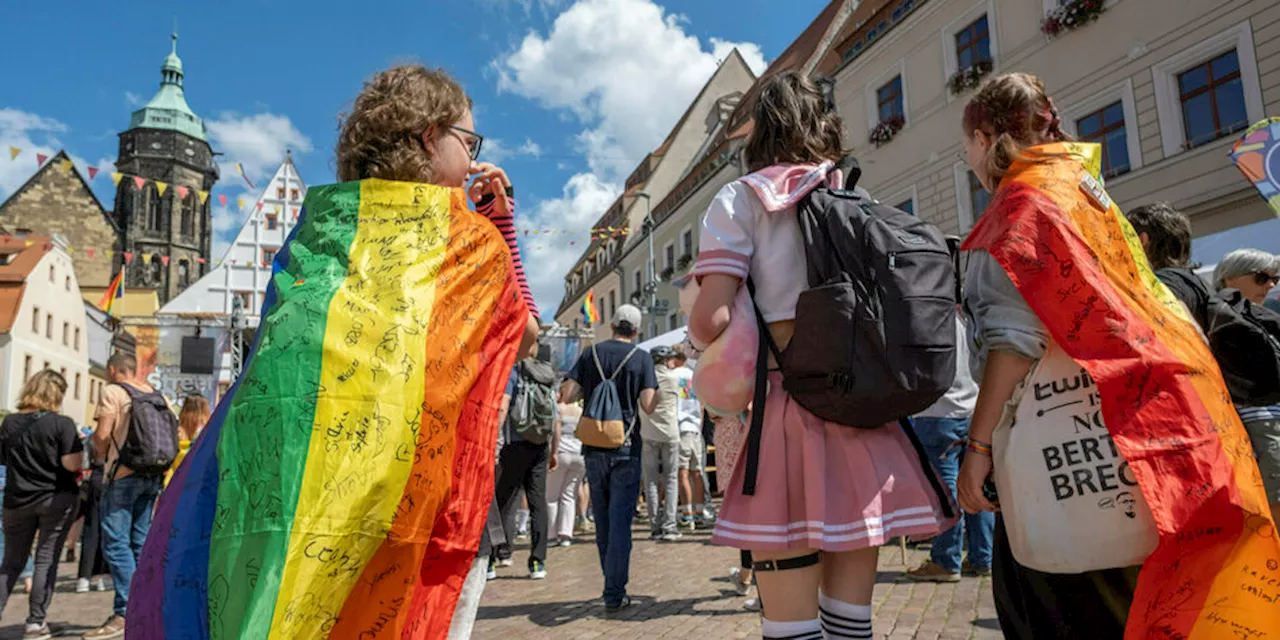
[476,189,541,321]
[693,181,754,280]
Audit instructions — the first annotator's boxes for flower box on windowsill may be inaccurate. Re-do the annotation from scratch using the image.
[1041,0,1106,37]
[677,254,694,271]
[660,266,675,282]
[947,59,993,96]
[869,115,906,147]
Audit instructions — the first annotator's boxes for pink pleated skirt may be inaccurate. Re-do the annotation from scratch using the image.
[712,373,957,552]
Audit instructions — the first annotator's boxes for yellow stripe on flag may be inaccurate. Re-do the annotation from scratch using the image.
[267,180,447,638]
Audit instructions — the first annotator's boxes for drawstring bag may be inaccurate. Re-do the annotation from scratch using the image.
[992,341,1159,573]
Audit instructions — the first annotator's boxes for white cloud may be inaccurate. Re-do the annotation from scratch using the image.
[710,38,768,76]
[206,112,312,186]
[210,201,249,260]
[521,172,620,314]
[480,137,545,164]
[494,0,768,180]
[125,91,144,108]
[0,108,102,203]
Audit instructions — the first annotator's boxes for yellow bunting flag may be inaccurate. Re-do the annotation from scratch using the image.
[142,254,152,265]
[60,159,73,172]
[237,197,245,211]
[111,172,123,186]
[156,181,168,197]
[8,147,20,160]
[198,190,210,204]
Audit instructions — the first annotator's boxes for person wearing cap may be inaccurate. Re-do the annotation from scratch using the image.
[560,304,658,613]
[641,346,684,541]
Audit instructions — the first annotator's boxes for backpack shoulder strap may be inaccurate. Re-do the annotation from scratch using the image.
[741,277,780,496]
[608,346,640,381]
[590,345,608,383]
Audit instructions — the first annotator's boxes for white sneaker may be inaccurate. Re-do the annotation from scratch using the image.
[729,568,750,596]
[661,532,683,542]
[77,577,91,593]
[743,597,761,612]
[94,577,108,591]
[497,558,514,568]
[558,538,572,547]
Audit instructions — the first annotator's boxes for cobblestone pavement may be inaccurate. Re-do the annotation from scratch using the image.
[0,527,1001,639]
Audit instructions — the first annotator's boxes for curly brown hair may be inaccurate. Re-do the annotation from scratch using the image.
[962,72,1071,187]
[745,71,845,173]
[335,65,472,183]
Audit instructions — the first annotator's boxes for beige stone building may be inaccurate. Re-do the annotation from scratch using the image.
[553,0,864,339]
[828,0,1279,240]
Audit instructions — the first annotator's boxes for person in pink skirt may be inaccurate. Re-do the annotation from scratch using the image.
[688,70,954,640]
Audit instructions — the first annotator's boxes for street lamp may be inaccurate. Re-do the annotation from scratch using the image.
[632,192,656,338]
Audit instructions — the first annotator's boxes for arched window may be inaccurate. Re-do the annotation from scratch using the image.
[148,186,163,232]
[180,195,194,237]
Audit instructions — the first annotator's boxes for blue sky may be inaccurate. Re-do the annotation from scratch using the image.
[0,0,822,314]
[2,0,1276,314]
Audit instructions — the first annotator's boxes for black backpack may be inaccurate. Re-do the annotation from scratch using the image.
[741,161,957,507]
[113,384,180,476]
[1157,268,1280,406]
[509,359,559,445]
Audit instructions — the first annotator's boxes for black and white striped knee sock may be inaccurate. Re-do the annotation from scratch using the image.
[818,592,872,639]
[761,616,822,640]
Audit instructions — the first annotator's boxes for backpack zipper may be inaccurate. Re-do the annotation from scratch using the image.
[889,252,897,270]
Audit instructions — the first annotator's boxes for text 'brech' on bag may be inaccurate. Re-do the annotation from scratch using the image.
[576,345,640,449]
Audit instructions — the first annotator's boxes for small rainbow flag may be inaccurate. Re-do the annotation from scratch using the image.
[98,270,124,314]
[582,290,600,325]
[963,142,1280,638]
[128,179,529,639]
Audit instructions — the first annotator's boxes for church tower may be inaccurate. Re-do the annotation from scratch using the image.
[114,33,218,304]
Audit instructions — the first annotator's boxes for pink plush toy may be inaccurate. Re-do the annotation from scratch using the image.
[674,275,758,417]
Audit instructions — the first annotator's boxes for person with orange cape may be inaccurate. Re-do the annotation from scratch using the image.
[955,72,1280,639]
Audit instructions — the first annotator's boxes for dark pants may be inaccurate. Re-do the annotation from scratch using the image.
[78,469,109,579]
[494,440,549,568]
[992,515,1139,639]
[0,492,79,625]
[100,474,163,617]
[584,449,641,607]
[912,416,994,572]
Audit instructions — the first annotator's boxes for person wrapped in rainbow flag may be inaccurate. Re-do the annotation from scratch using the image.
[125,65,539,639]
[955,72,1280,639]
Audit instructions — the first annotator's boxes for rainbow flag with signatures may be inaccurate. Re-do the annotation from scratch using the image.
[127,179,528,639]
[963,142,1280,639]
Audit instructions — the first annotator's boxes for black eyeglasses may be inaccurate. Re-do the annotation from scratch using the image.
[448,125,484,161]
[1255,272,1280,287]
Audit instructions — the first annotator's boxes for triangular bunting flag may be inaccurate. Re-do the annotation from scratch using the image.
[218,194,227,207]
[237,197,245,211]
[36,153,47,166]
[160,256,170,267]
[123,252,134,264]
[88,167,99,180]
[111,172,122,186]
[256,202,263,212]
[60,159,73,172]
[291,208,299,220]
[132,176,146,190]
[155,181,168,196]
[86,248,96,258]
[7,146,18,160]
[198,190,209,204]
[25,240,33,247]
[106,250,115,259]
[141,254,152,265]
[175,186,189,200]
[197,257,206,264]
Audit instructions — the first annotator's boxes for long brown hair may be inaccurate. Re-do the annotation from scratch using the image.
[17,370,66,413]
[178,394,210,441]
[745,71,845,172]
[961,72,1070,187]
[335,65,472,183]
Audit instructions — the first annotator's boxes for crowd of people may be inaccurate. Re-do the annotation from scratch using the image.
[0,354,207,639]
[0,59,1277,640]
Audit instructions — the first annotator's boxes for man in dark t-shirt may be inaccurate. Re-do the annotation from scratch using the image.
[562,304,657,612]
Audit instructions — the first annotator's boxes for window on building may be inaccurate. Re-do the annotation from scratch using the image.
[23,355,31,381]
[634,269,643,297]
[180,197,194,237]
[263,248,277,266]
[290,189,300,201]
[877,76,904,122]
[178,260,189,286]
[1076,102,1131,178]
[665,243,675,271]
[75,373,81,400]
[234,291,252,309]
[46,313,52,339]
[63,322,69,346]
[32,307,40,333]
[609,290,617,318]
[681,229,693,258]
[897,200,915,216]
[955,15,991,70]
[148,187,163,232]
[1178,49,1248,149]
[60,367,66,381]
[74,327,80,351]
[266,214,279,231]
[668,313,680,331]
[49,265,55,283]
[277,187,286,200]
[969,171,991,221]
[64,276,70,291]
